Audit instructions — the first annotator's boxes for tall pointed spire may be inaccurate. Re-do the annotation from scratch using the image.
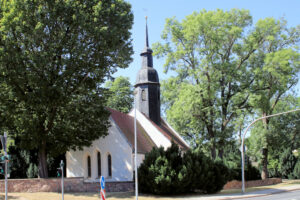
[140,16,153,68]
[145,16,149,47]
[135,17,161,125]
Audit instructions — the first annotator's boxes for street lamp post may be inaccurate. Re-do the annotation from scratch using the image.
[241,108,300,194]
[134,91,138,200]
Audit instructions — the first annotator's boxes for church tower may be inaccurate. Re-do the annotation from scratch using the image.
[134,18,161,125]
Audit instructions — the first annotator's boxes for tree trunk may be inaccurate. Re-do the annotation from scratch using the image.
[261,113,269,180]
[38,141,48,178]
[218,147,224,159]
[261,147,268,179]
[211,145,216,160]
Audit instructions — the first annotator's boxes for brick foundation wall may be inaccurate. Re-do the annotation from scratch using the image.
[0,178,134,193]
[223,178,282,190]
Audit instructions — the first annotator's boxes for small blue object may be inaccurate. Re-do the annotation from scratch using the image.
[100,176,105,190]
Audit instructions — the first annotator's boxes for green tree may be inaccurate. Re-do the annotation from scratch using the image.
[154,9,299,160]
[247,16,300,178]
[248,96,300,178]
[0,0,133,177]
[105,76,133,113]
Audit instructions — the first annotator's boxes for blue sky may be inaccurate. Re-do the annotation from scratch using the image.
[114,0,300,96]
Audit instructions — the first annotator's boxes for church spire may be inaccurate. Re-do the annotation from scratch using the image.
[145,16,149,47]
[141,17,153,68]
[135,18,161,125]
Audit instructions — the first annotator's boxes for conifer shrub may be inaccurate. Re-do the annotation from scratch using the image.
[280,148,297,179]
[292,160,300,179]
[138,143,230,195]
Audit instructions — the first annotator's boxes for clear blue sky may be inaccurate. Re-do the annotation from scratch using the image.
[114,0,300,95]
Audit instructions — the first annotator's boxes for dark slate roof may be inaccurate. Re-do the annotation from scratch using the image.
[107,108,156,154]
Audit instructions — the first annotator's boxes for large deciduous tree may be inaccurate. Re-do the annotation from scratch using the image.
[247,18,300,179]
[153,9,300,164]
[105,76,133,113]
[0,0,133,178]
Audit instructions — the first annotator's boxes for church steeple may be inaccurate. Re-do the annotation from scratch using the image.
[145,16,149,48]
[141,16,153,69]
[135,18,161,125]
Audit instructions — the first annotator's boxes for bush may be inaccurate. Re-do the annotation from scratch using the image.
[280,148,297,179]
[138,143,230,195]
[225,159,261,181]
[292,160,300,179]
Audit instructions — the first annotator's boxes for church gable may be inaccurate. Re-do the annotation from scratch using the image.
[108,108,156,154]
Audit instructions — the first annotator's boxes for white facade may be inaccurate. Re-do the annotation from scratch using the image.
[66,117,133,182]
[66,109,189,182]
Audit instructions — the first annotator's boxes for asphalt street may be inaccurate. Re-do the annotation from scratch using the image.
[247,190,300,200]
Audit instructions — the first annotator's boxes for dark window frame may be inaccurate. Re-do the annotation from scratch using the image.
[97,151,101,177]
[108,154,112,177]
[87,155,91,178]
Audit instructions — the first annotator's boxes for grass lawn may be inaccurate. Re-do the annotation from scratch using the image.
[0,180,299,200]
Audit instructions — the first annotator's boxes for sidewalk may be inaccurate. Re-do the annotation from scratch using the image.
[185,184,300,200]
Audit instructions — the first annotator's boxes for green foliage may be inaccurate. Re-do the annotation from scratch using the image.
[27,163,38,178]
[138,143,230,195]
[248,96,300,179]
[154,8,300,161]
[220,142,261,181]
[293,160,300,179]
[105,76,133,113]
[279,148,297,179]
[8,137,65,178]
[0,0,133,177]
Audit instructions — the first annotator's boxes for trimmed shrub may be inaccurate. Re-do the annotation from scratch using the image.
[138,143,230,195]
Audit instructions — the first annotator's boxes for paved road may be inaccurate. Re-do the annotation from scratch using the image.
[248,190,300,200]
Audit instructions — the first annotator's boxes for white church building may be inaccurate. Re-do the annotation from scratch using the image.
[66,23,189,182]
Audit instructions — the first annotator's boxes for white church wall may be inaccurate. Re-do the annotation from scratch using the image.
[129,109,172,150]
[66,117,133,182]
[132,153,145,169]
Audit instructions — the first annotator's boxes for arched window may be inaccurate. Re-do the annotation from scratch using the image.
[107,154,112,177]
[97,152,101,177]
[141,89,146,101]
[87,155,91,178]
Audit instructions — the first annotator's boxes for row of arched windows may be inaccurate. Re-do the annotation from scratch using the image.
[86,152,112,178]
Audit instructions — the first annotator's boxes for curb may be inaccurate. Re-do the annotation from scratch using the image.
[220,187,300,199]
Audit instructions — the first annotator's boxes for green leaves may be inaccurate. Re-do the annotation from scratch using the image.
[155,9,300,162]
[138,144,230,194]
[105,76,133,113]
[0,0,133,177]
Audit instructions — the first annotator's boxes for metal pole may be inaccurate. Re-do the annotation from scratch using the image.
[4,132,7,200]
[61,160,64,200]
[241,108,300,194]
[134,92,138,200]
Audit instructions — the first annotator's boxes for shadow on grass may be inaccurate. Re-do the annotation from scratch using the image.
[0,195,19,200]
[68,192,135,199]
[68,192,99,197]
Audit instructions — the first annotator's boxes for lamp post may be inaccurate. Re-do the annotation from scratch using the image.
[241,108,300,194]
[134,90,138,200]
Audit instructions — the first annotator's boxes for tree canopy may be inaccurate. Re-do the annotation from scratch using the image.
[105,76,133,113]
[153,8,300,170]
[0,0,133,177]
